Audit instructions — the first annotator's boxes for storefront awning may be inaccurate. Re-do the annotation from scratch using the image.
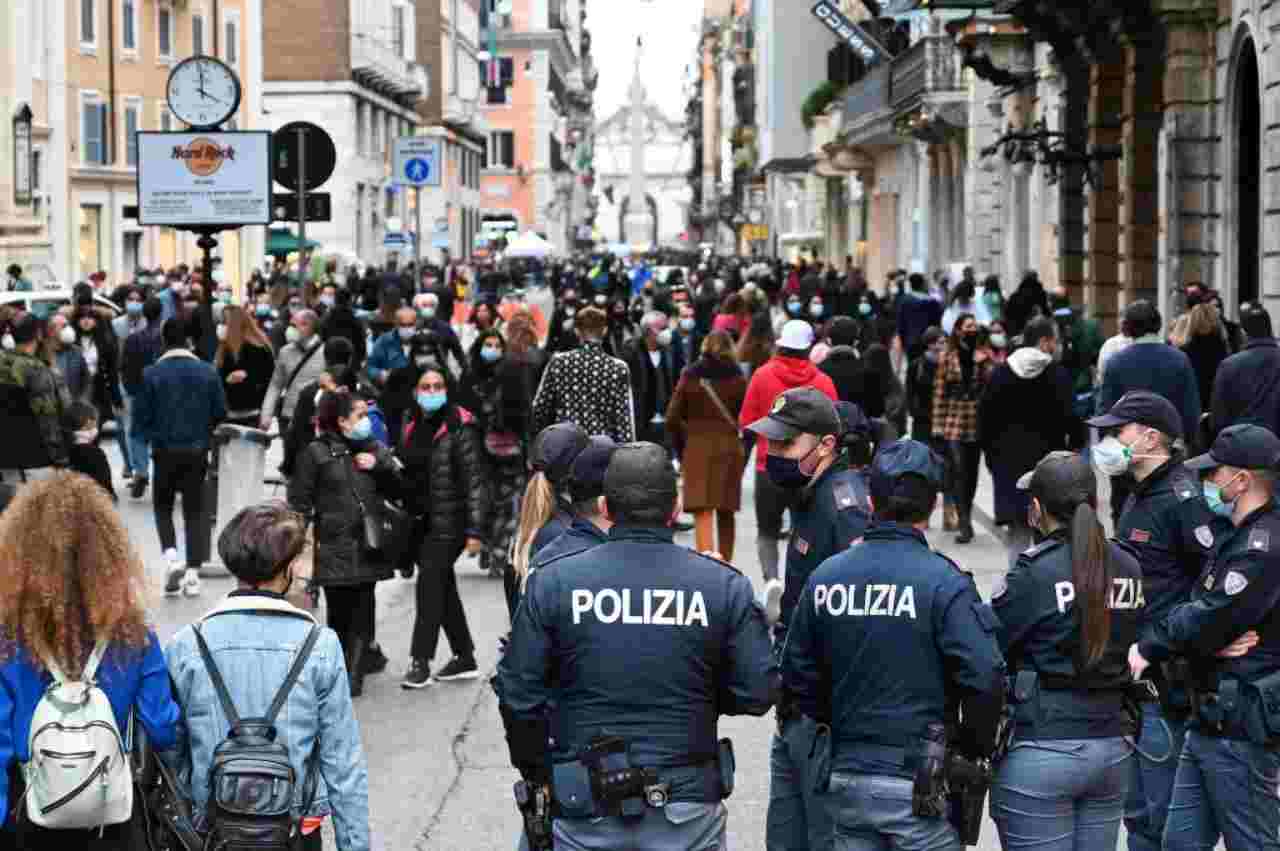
[265,228,322,258]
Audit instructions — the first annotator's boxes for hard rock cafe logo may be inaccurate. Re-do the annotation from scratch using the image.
[172,138,236,177]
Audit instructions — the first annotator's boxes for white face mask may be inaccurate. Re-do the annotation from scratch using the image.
[59,326,76,345]
[216,325,228,342]
[656,329,673,347]
[285,326,302,344]
[211,268,226,284]
[74,427,99,445]
[1,334,13,351]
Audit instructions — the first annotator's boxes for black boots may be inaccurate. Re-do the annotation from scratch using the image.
[344,635,367,698]
[955,508,975,544]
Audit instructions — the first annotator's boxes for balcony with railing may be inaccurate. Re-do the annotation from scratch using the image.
[351,30,426,102]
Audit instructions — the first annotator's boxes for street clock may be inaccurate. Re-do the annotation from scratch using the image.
[166,56,242,129]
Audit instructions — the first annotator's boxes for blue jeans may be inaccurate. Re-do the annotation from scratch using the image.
[1124,703,1186,851]
[1164,730,1280,850]
[124,391,150,479]
[767,715,832,850]
[552,802,727,850]
[826,772,960,851]
[990,737,1132,850]
[115,383,133,475]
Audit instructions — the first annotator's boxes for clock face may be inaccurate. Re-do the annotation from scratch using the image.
[166,56,241,129]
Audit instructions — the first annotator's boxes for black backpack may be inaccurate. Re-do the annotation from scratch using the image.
[192,623,320,851]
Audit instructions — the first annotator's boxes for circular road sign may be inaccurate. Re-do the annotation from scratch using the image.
[273,121,337,192]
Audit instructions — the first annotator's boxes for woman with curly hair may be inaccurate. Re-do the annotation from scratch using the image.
[0,471,179,848]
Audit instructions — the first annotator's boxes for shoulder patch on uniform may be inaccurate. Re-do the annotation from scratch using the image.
[831,479,866,513]
[1129,528,1152,544]
[1250,528,1271,553]
[1224,571,1249,596]
[1195,525,1215,549]
[934,550,971,577]
[690,548,743,576]
[1021,538,1062,559]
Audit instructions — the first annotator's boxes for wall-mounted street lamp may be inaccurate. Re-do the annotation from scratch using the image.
[13,104,33,206]
[981,118,1121,190]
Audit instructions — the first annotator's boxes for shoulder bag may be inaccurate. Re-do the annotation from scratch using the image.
[275,341,323,419]
[699,379,743,439]
[331,443,416,565]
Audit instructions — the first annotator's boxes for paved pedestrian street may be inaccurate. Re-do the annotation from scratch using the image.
[105,436,1171,851]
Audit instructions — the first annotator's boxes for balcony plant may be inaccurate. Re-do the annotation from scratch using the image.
[801,81,847,130]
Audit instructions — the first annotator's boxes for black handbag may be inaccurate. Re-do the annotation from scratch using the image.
[334,444,416,564]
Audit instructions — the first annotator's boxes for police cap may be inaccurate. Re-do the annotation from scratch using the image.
[746,387,842,441]
[835,401,873,447]
[530,422,591,485]
[1017,451,1095,516]
[1185,424,1280,472]
[567,436,618,502]
[1087,390,1183,440]
[868,438,945,502]
[603,442,678,509]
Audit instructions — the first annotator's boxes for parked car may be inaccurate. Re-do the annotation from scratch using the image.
[0,288,123,320]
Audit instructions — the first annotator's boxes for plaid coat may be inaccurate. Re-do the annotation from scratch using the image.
[931,343,992,443]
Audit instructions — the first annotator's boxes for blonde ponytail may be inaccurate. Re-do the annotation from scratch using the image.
[512,472,557,587]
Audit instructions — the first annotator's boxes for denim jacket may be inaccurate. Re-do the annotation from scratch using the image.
[164,591,370,851]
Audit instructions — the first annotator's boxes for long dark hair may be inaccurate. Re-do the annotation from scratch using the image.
[1066,499,1112,667]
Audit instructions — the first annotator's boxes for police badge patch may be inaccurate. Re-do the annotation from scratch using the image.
[1250,528,1271,552]
[1204,572,1216,591]
[1195,525,1214,548]
[771,395,787,415]
[1224,571,1249,596]
[794,537,810,555]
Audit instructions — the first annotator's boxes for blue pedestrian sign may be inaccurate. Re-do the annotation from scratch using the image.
[394,137,442,187]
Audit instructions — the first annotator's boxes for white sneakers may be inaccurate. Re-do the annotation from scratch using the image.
[162,549,202,598]
[760,578,784,626]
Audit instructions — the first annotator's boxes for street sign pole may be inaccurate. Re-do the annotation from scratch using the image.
[296,125,308,278]
[415,186,423,274]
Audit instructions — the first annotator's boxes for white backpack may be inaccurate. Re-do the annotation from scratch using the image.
[22,640,133,830]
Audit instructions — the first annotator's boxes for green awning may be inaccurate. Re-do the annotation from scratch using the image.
[265,228,321,257]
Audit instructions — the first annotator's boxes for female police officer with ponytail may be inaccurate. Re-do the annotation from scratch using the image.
[989,451,1145,849]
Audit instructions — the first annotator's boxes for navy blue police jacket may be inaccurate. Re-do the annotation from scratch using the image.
[1140,499,1280,688]
[530,505,576,559]
[777,460,871,644]
[497,524,775,785]
[530,517,609,572]
[782,522,1004,778]
[1115,458,1222,633]
[992,531,1144,739]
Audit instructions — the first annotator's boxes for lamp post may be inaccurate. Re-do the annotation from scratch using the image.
[13,104,33,206]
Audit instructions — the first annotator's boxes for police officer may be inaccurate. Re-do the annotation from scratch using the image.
[782,438,1005,851]
[529,436,618,570]
[989,451,1145,848]
[1086,390,1223,851]
[497,442,775,849]
[746,387,872,851]
[1131,424,1280,850]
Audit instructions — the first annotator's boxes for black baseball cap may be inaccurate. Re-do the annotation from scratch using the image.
[834,401,874,447]
[1087,390,1184,440]
[1185,424,1280,472]
[1017,451,1096,515]
[567,436,618,502]
[868,438,945,502]
[746,387,842,441]
[530,422,590,485]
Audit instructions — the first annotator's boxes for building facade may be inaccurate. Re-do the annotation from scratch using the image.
[477,0,595,254]
[1,0,265,289]
[262,0,427,266]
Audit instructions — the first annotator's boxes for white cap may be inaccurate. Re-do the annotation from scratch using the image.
[778,319,815,350]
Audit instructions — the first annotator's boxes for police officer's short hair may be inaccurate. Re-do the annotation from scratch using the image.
[603,442,678,526]
[1241,302,1273,340]
[1022,317,1057,349]
[1123,300,1162,338]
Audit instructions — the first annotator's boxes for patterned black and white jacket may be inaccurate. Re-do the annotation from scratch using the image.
[529,341,635,444]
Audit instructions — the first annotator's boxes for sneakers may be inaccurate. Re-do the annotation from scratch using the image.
[760,578,784,627]
[434,655,480,681]
[130,476,149,499]
[401,659,432,690]
[362,644,389,675]
[162,549,183,597]
[181,568,202,598]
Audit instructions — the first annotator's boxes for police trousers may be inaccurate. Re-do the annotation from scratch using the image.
[1124,702,1186,851]
[990,737,1132,851]
[551,802,727,851]
[766,714,832,850]
[825,772,960,851]
[1164,730,1280,851]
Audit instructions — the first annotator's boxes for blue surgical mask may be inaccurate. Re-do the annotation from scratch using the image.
[346,417,372,442]
[809,302,825,318]
[126,301,144,316]
[1203,475,1241,518]
[679,318,696,332]
[255,305,271,317]
[787,300,803,315]
[858,302,872,317]
[480,347,502,363]
[417,391,447,413]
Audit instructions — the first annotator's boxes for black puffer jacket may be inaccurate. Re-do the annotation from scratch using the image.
[288,432,401,587]
[398,404,489,542]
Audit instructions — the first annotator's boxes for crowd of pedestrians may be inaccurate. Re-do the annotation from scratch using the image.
[2,250,1280,849]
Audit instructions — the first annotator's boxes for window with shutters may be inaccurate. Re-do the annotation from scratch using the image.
[158,4,173,58]
[488,131,514,169]
[160,105,173,132]
[122,0,137,51]
[224,13,239,65]
[393,6,406,58]
[482,58,515,105]
[193,14,204,55]
[125,100,141,166]
[81,95,107,165]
